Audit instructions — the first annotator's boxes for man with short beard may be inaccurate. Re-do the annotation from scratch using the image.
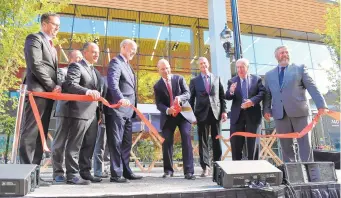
[263,45,328,162]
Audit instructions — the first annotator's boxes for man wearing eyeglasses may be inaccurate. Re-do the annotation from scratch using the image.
[19,13,60,186]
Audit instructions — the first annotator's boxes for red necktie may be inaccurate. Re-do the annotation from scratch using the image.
[166,80,173,107]
[49,40,53,48]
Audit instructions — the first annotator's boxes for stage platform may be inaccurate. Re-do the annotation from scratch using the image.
[22,167,340,198]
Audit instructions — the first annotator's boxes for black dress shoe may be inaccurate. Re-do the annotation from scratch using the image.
[81,174,102,183]
[184,173,196,180]
[124,174,142,180]
[110,176,129,183]
[162,173,174,178]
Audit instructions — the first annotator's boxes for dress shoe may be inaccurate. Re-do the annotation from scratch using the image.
[53,175,66,183]
[200,167,211,177]
[124,173,142,180]
[94,171,109,178]
[39,178,52,186]
[162,173,174,178]
[110,176,129,183]
[184,173,196,180]
[81,174,102,183]
[66,176,90,185]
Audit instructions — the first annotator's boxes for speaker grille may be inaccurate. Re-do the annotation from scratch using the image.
[286,164,305,183]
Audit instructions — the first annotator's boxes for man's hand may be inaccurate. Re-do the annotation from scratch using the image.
[221,112,228,122]
[264,113,272,122]
[318,108,329,116]
[229,82,237,94]
[118,99,131,106]
[174,96,181,106]
[52,85,61,93]
[241,99,254,109]
[168,106,177,116]
[86,90,101,100]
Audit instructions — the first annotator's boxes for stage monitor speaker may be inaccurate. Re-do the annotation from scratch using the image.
[0,164,39,197]
[278,161,337,185]
[213,160,283,188]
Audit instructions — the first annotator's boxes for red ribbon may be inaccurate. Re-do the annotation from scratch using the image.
[28,92,164,152]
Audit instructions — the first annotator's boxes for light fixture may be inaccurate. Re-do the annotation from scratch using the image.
[220,23,234,57]
[172,42,179,51]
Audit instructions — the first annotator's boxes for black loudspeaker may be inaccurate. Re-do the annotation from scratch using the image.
[314,150,340,169]
[278,161,338,184]
[0,164,39,197]
[213,160,283,188]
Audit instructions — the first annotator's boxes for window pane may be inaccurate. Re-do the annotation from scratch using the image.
[282,39,312,68]
[256,64,276,76]
[241,34,255,63]
[72,6,108,60]
[140,13,170,57]
[107,9,139,56]
[253,35,282,66]
[309,42,335,69]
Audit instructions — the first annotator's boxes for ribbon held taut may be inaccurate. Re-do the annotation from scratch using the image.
[216,110,340,141]
[28,92,165,152]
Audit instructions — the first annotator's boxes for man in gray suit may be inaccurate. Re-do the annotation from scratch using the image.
[189,57,227,177]
[20,13,61,170]
[263,45,328,162]
[62,42,103,184]
[52,50,82,183]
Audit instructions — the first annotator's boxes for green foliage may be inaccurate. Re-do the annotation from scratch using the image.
[318,2,340,106]
[137,71,160,103]
[0,0,70,111]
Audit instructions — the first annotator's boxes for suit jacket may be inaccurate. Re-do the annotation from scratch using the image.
[263,64,327,120]
[23,32,58,92]
[226,74,265,125]
[189,73,226,122]
[58,59,102,120]
[154,74,192,130]
[105,55,137,118]
[54,67,68,118]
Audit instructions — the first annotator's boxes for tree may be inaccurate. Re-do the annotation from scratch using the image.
[0,0,70,162]
[0,0,70,107]
[318,1,340,107]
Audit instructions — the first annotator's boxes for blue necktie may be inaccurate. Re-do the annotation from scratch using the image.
[241,79,248,100]
[279,67,285,87]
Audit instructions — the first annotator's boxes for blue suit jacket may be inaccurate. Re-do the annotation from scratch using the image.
[263,64,327,120]
[153,74,193,129]
[226,74,265,125]
[105,55,137,118]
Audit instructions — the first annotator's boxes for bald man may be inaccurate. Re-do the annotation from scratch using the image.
[153,59,196,180]
[62,42,103,184]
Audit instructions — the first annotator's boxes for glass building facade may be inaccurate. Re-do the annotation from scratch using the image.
[55,5,335,105]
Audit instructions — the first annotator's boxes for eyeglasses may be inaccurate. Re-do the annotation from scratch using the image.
[47,21,60,28]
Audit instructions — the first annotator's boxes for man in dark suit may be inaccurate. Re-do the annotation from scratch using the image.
[154,59,196,180]
[263,46,328,162]
[105,39,142,183]
[226,58,265,161]
[20,13,61,174]
[189,57,227,177]
[62,42,103,184]
[52,50,82,183]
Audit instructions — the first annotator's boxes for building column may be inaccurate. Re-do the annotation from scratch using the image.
[208,0,231,85]
[208,0,232,159]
